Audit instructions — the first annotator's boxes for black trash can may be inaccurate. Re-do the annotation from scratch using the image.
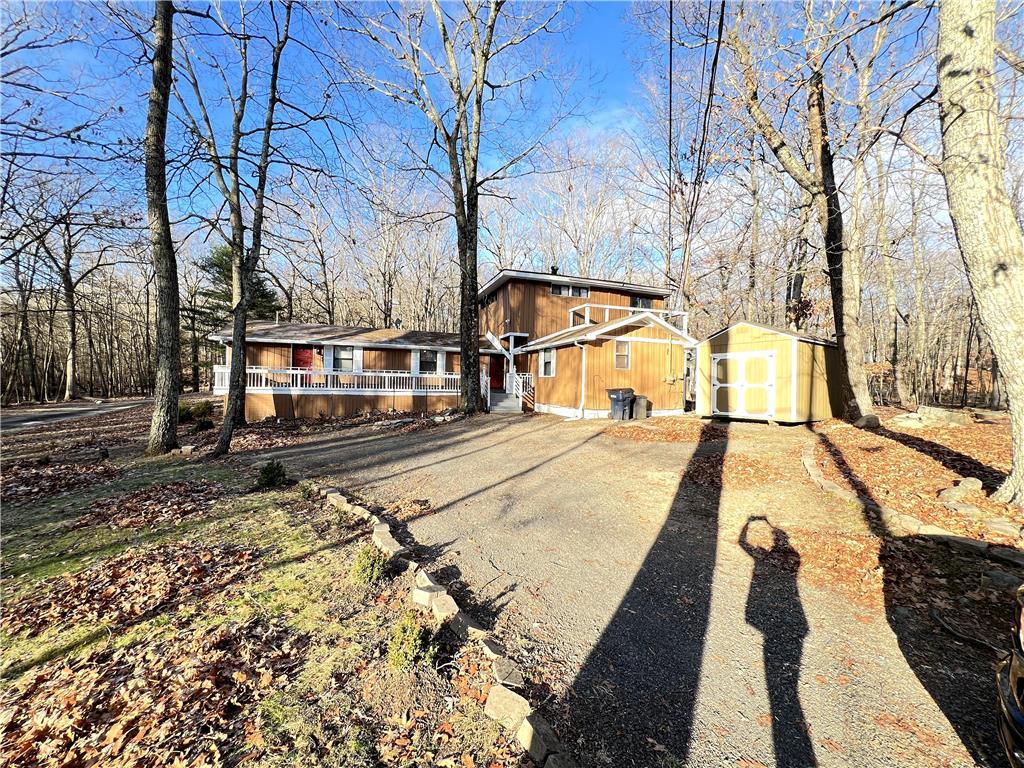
[607,388,635,420]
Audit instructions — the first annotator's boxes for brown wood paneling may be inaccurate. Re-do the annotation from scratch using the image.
[244,392,462,420]
[363,348,411,371]
[245,342,291,368]
[483,278,667,341]
[582,329,687,411]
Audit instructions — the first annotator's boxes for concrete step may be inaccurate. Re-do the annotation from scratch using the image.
[490,404,522,413]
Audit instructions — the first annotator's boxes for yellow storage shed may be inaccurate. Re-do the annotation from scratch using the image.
[694,322,842,423]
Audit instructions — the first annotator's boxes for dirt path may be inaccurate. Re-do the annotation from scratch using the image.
[259,414,1009,767]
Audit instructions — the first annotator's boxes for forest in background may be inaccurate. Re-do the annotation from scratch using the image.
[1,0,1021,409]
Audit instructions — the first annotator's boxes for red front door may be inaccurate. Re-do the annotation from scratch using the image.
[489,355,505,391]
[292,345,315,369]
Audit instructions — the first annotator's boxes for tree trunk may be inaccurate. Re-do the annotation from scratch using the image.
[806,70,874,424]
[62,277,77,401]
[746,138,760,321]
[146,0,180,454]
[938,0,1024,504]
[457,185,482,413]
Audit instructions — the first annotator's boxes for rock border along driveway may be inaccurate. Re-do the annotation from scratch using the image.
[311,481,579,768]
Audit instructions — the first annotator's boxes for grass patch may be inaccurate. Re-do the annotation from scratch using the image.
[350,544,389,587]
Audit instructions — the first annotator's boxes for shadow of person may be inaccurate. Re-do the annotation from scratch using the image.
[738,516,817,768]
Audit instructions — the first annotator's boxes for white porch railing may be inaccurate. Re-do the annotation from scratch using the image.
[510,372,534,408]
[568,302,686,326]
[480,370,490,405]
[212,365,460,394]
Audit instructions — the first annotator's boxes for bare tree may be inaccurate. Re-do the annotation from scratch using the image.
[728,8,878,426]
[937,0,1024,504]
[145,0,180,454]
[339,1,568,412]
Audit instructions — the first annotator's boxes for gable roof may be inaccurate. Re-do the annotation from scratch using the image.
[516,312,697,353]
[703,321,837,347]
[210,321,495,352]
[478,269,672,300]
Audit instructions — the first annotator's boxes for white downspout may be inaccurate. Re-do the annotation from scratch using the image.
[570,339,588,420]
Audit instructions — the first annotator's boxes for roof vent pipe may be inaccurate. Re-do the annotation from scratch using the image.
[550,265,559,275]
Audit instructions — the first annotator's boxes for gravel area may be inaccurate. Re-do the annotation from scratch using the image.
[259,413,1012,768]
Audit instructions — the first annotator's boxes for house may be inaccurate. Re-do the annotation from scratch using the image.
[210,268,699,419]
[693,321,842,422]
[210,321,501,421]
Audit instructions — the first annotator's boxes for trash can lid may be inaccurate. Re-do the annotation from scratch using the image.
[606,388,635,396]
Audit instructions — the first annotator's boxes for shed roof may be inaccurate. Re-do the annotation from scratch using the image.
[478,268,672,299]
[703,321,836,347]
[210,321,495,352]
[516,312,696,353]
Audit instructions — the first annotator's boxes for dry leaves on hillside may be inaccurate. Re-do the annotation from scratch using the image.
[0,617,305,768]
[0,461,120,506]
[3,542,261,637]
[814,419,1019,543]
[71,480,224,530]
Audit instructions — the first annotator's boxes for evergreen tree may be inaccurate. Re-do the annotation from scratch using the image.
[199,245,283,322]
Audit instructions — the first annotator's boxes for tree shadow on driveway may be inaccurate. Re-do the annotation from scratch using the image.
[815,430,1014,767]
[556,421,727,765]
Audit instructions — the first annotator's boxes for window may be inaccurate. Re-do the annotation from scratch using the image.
[550,284,589,298]
[333,345,354,372]
[614,340,630,370]
[540,348,556,377]
[630,296,653,309]
[419,350,438,373]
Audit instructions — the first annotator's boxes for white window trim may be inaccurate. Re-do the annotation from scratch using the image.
[539,348,556,378]
[333,344,362,373]
[614,340,631,370]
[413,349,444,375]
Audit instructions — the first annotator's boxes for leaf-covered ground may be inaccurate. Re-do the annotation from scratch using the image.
[814,413,1019,544]
[0,443,528,767]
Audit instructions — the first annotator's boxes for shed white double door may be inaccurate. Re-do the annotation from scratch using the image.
[710,351,776,419]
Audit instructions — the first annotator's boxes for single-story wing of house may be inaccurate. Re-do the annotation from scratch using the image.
[210,321,500,421]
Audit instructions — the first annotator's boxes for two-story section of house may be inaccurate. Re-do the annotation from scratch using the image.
[478,268,698,417]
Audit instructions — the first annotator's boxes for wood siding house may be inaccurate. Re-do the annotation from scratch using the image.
[210,272,842,422]
[212,322,496,421]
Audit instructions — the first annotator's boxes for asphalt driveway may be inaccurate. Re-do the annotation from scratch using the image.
[258,413,1003,768]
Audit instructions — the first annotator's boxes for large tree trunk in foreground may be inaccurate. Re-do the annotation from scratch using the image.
[938,0,1024,505]
[146,0,180,454]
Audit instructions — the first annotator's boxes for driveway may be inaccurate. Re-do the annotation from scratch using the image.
[0,399,152,433]
[259,414,1004,768]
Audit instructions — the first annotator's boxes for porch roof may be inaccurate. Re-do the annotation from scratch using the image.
[210,321,496,353]
[515,312,698,353]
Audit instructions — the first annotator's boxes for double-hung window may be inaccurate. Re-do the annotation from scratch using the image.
[630,296,653,309]
[419,350,438,374]
[334,345,354,372]
[540,348,556,377]
[614,340,630,370]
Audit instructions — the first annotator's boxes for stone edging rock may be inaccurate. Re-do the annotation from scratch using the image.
[800,442,1024,569]
[307,481,578,768]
